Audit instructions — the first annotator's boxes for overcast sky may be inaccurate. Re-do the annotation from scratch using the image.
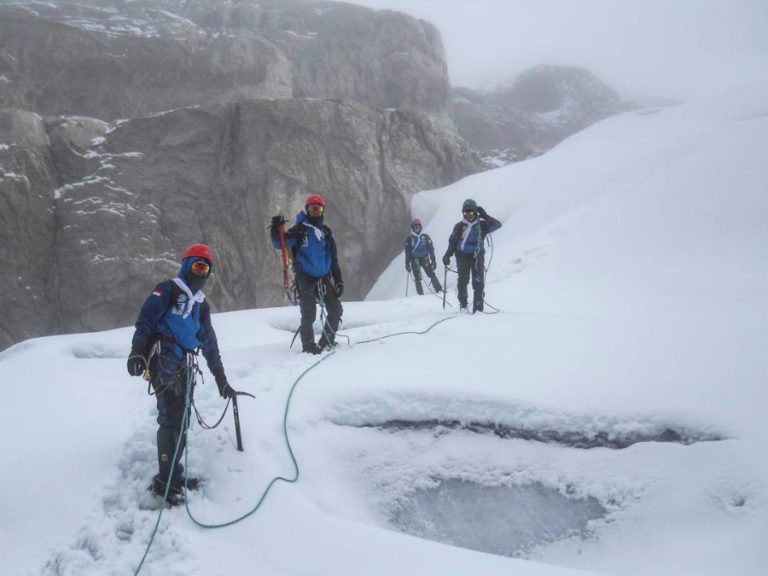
[351,0,768,101]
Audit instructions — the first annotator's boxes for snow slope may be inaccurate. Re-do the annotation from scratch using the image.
[2,86,767,576]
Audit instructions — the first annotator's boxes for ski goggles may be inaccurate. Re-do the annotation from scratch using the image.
[190,260,211,276]
[306,203,324,216]
[463,209,476,218]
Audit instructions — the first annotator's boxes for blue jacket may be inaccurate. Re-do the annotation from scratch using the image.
[131,262,223,375]
[444,211,502,258]
[404,232,436,262]
[272,211,342,281]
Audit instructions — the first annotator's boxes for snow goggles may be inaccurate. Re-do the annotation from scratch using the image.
[463,209,476,218]
[190,260,211,276]
[306,203,324,216]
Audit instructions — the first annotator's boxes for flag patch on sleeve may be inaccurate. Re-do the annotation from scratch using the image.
[152,290,162,297]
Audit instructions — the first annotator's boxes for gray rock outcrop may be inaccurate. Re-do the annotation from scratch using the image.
[0,2,634,352]
[0,109,60,347]
[0,0,450,120]
[0,99,483,349]
[0,0,478,351]
[452,65,633,163]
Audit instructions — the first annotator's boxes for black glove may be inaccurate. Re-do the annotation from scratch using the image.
[442,254,451,266]
[405,262,411,273]
[334,281,344,298]
[127,344,147,377]
[215,372,235,399]
[270,215,287,235]
[477,206,488,218]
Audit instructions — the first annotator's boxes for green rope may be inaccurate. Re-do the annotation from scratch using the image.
[184,316,454,530]
[354,316,454,345]
[133,315,454,573]
[184,350,337,528]
[134,353,196,576]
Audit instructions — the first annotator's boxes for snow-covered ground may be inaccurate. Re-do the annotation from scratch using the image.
[2,85,767,576]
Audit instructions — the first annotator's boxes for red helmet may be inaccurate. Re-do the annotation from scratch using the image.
[305,193,325,208]
[411,218,422,227]
[182,243,213,262]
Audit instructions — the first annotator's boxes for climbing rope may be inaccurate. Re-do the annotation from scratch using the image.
[186,316,454,529]
[134,352,197,576]
[184,351,337,529]
[354,316,453,345]
[133,316,454,573]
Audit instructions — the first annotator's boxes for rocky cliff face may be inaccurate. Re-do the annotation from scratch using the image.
[453,65,633,164]
[0,0,479,350]
[0,100,482,348]
[0,3,631,351]
[0,110,60,346]
[0,0,450,120]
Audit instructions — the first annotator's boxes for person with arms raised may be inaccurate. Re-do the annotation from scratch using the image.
[442,199,501,313]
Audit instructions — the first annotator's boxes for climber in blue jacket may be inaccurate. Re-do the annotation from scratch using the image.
[127,243,232,504]
[442,199,502,312]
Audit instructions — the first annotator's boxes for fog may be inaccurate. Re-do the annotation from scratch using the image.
[352,0,768,101]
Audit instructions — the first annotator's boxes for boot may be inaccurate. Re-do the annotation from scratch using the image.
[317,337,336,352]
[157,426,184,488]
[473,289,484,313]
[302,342,322,355]
[151,474,185,506]
[177,474,202,491]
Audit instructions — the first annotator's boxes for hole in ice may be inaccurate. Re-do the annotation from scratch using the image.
[360,419,725,449]
[389,479,606,558]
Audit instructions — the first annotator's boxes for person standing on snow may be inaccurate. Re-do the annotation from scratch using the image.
[270,193,344,354]
[442,199,502,313]
[404,218,442,295]
[126,243,234,505]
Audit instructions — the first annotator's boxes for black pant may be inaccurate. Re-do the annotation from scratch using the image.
[456,252,485,309]
[296,271,343,349]
[409,257,442,295]
[153,357,193,486]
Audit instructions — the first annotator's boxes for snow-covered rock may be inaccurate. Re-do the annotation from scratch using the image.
[453,66,632,163]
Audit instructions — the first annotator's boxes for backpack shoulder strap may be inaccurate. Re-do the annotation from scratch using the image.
[169,281,182,305]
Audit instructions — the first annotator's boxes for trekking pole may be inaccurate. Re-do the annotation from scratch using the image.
[442,265,448,310]
[405,270,410,297]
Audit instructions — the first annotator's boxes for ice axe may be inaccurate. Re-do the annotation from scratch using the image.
[231,390,255,451]
[442,264,448,310]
